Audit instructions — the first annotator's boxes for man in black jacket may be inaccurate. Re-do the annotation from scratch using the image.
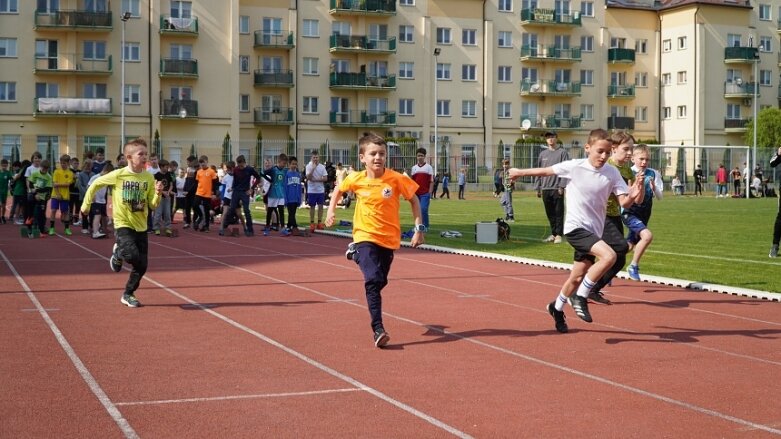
[769,147,781,257]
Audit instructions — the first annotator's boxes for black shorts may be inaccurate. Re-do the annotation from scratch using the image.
[90,203,107,217]
[564,228,601,264]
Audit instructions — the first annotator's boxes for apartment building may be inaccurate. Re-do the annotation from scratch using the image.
[0,0,774,164]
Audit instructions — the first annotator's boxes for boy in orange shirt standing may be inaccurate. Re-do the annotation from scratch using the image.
[326,132,425,348]
[194,155,219,232]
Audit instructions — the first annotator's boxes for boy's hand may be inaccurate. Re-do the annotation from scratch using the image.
[411,231,425,248]
[155,180,164,194]
[324,211,335,227]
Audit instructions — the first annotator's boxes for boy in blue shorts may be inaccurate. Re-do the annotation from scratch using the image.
[623,144,664,281]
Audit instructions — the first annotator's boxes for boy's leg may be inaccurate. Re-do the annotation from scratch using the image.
[162,198,172,232]
[115,228,148,307]
[153,203,163,232]
[354,242,394,346]
[589,216,628,297]
[623,214,649,280]
[418,193,430,228]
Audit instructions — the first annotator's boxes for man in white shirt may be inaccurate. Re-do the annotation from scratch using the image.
[305,151,328,232]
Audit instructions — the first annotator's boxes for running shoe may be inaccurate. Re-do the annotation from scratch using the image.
[121,294,141,308]
[263,228,270,236]
[567,295,593,323]
[546,301,568,333]
[316,223,324,230]
[280,228,291,237]
[588,291,612,305]
[373,327,390,348]
[770,244,779,258]
[48,227,55,236]
[628,264,641,281]
[542,234,555,243]
[553,236,562,244]
[110,243,123,273]
[345,242,357,260]
[64,228,72,236]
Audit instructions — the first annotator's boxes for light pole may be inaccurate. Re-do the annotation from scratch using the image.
[752,44,759,195]
[433,47,440,177]
[120,11,131,148]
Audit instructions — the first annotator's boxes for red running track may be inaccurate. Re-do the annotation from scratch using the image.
[1,223,780,438]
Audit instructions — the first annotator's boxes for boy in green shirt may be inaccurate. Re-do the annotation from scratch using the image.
[0,159,12,224]
[28,160,53,237]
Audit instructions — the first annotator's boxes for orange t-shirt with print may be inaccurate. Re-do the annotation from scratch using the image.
[339,168,419,250]
[195,167,217,197]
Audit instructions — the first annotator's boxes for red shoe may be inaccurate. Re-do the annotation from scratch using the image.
[316,223,325,230]
[24,217,33,225]
[309,223,316,232]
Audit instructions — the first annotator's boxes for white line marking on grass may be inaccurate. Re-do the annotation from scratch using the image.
[0,250,139,439]
[115,388,361,407]
[648,249,781,266]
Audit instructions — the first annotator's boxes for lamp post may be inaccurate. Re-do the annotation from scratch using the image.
[433,47,440,177]
[120,11,131,148]
[752,44,759,196]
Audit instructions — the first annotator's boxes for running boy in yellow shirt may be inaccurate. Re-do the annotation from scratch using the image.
[326,132,425,348]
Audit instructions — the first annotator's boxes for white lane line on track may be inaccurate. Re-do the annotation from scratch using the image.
[0,249,139,439]
[115,388,361,406]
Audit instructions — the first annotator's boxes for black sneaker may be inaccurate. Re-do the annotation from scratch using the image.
[373,327,390,348]
[588,291,612,305]
[121,294,141,308]
[546,301,568,333]
[110,243,123,273]
[567,295,593,323]
[346,242,357,260]
[770,244,779,258]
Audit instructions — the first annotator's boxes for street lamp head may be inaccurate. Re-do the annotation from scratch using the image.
[434,48,441,56]
[121,11,131,21]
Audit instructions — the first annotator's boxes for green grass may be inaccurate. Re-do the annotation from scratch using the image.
[322,191,781,294]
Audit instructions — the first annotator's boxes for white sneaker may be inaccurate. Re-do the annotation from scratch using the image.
[81,228,91,234]
[543,235,555,243]
[92,231,107,239]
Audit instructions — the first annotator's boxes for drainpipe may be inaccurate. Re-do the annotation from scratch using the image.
[482,0,488,146]
[148,0,153,138]
[693,6,699,147]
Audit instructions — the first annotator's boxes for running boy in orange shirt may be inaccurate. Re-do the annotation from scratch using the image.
[326,132,425,348]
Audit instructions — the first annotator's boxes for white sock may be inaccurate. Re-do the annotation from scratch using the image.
[576,275,596,298]
[554,293,568,311]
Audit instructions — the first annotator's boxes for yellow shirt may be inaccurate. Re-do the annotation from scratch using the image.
[52,168,74,200]
[81,167,160,232]
[339,169,419,250]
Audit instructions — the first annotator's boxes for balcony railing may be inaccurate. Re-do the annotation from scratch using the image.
[520,79,581,96]
[724,47,759,63]
[253,107,294,125]
[329,35,396,53]
[724,118,749,131]
[253,31,295,49]
[724,81,758,98]
[607,116,635,130]
[34,9,112,30]
[607,84,635,98]
[160,15,198,36]
[329,0,396,15]
[520,114,582,130]
[34,97,112,117]
[608,48,636,63]
[160,99,198,119]
[519,45,581,62]
[159,58,198,77]
[253,70,294,87]
[520,8,581,26]
[33,53,112,75]
[329,110,397,127]
[329,72,396,90]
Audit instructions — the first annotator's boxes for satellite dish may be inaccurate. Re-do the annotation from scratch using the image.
[521,119,532,130]
[530,83,541,92]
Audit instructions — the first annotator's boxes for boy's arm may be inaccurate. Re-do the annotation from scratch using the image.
[324,186,343,227]
[408,194,424,248]
[508,166,556,181]
[653,172,664,200]
[80,172,116,214]
[619,173,645,208]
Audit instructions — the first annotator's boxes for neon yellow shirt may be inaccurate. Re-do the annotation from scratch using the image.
[52,168,74,200]
[81,167,160,232]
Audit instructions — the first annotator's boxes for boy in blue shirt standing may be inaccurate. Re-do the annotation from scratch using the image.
[284,156,303,236]
[262,154,288,236]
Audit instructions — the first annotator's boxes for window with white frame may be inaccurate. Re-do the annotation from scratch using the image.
[727,103,741,119]
[662,73,671,85]
[332,21,351,36]
[436,99,451,116]
[36,136,59,159]
[171,1,192,18]
[635,106,648,122]
[303,96,318,113]
[170,44,192,60]
[759,4,771,20]
[239,55,249,73]
[399,25,414,43]
[727,34,741,47]
[662,107,671,119]
[400,0,414,4]
[1,135,20,160]
[760,36,772,52]
[521,102,538,119]
[580,104,593,120]
[462,100,476,117]
[436,63,451,80]
[0,38,16,57]
[399,98,414,115]
[554,0,570,14]
[35,82,58,98]
[497,102,511,118]
[610,37,626,48]
[677,71,687,84]
[662,39,671,52]
[0,82,16,101]
[437,27,452,44]
[462,29,477,46]
[499,0,512,11]
[580,69,593,86]
[303,57,318,75]
[554,103,571,118]
[581,0,593,16]
[635,72,648,87]
[399,61,414,79]
[123,42,140,61]
[498,31,512,48]
[124,84,140,104]
[498,66,512,82]
[239,16,249,34]
[677,36,687,50]
[677,105,687,118]
[522,67,537,83]
[635,39,647,54]
[121,0,139,17]
[239,94,249,112]
[302,19,319,37]
[83,83,107,98]
[83,41,106,60]
[760,69,772,86]
[462,64,476,81]
[581,35,593,52]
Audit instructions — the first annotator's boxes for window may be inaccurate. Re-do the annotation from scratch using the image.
[303,57,318,75]
[727,103,741,119]
[522,67,538,83]
[760,69,772,86]
[662,39,671,52]
[760,36,772,52]
[521,102,538,120]
[662,107,671,119]
[0,38,16,57]
[36,136,59,160]
[436,99,451,117]
[677,105,687,118]
[0,82,15,101]
[399,98,414,116]
[399,62,414,79]
[170,44,192,60]
[727,34,741,47]
[35,82,58,98]
[498,66,512,82]
[83,83,107,99]
[677,36,687,50]
[497,102,511,118]
[400,0,414,4]
[436,63,451,80]
[610,37,626,49]
[575,0,591,17]
[2,135,20,160]
[462,100,476,117]
[303,96,318,113]
[498,0,512,11]
[239,55,249,73]
[121,0,140,17]
[239,94,249,112]
[302,19,319,37]
[436,27,452,44]
[239,16,249,34]
[462,29,477,46]
[171,1,192,19]
[462,64,476,81]
[124,84,140,104]
[0,0,18,13]
[580,104,593,120]
[399,25,414,43]
[580,36,593,52]
[635,72,648,87]
[662,73,671,86]
[635,39,647,54]
[123,42,140,61]
[498,31,512,48]
[84,0,108,12]
[635,106,648,122]
[677,71,687,84]
[759,4,771,20]
[580,69,593,86]
[83,41,106,60]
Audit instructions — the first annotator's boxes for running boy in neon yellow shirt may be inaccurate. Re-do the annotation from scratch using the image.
[326,132,425,348]
[81,138,163,308]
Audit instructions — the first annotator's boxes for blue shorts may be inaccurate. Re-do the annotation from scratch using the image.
[622,213,647,245]
[307,192,325,206]
[50,198,69,212]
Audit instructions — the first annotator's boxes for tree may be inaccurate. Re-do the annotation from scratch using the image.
[255,129,263,168]
[221,132,231,163]
[744,107,781,150]
[153,129,162,159]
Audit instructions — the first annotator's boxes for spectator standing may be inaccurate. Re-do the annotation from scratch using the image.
[768,147,781,257]
[500,159,515,222]
[153,159,175,236]
[305,151,328,232]
[534,131,569,243]
[194,156,219,232]
[693,164,704,196]
[457,168,466,199]
[68,157,81,225]
[0,159,12,224]
[715,164,728,197]
[231,155,261,236]
[439,172,450,199]
[284,156,303,235]
[48,154,75,236]
[182,155,199,229]
[410,147,434,228]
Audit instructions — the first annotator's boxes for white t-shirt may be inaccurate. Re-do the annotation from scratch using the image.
[222,174,234,200]
[305,162,327,194]
[24,164,41,179]
[88,174,108,204]
[176,176,186,197]
[552,159,628,236]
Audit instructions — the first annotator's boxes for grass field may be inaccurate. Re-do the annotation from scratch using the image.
[317,190,781,294]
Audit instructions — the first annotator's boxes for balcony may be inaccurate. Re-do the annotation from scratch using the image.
[329,0,396,15]
[34,97,112,117]
[724,118,749,132]
[520,114,582,131]
[33,54,112,76]
[329,72,396,90]
[608,48,635,64]
[520,79,581,97]
[519,45,581,63]
[34,9,112,31]
[607,84,635,98]
[724,81,758,98]
[160,99,198,119]
[724,47,759,64]
[329,110,397,127]
[520,8,581,27]
[253,107,294,125]
[607,116,635,130]
[160,15,198,36]
[329,35,396,53]
[159,58,198,78]
[253,31,295,49]
[253,70,294,88]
